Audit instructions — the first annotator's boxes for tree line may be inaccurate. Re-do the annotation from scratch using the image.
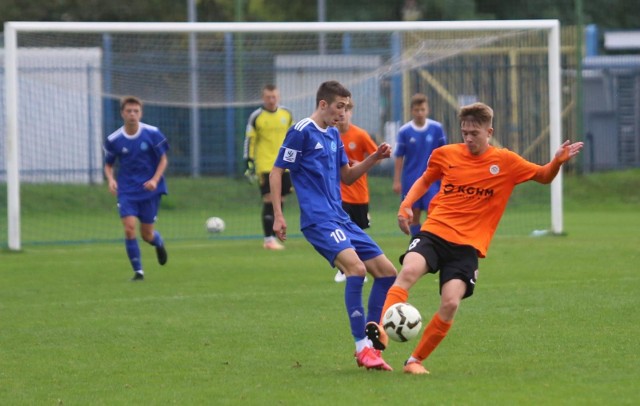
[1,0,637,31]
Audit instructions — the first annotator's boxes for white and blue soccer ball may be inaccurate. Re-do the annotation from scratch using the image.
[383,302,422,342]
[205,217,225,233]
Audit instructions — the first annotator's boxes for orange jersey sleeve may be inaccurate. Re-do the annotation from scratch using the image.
[340,125,378,204]
[400,144,542,257]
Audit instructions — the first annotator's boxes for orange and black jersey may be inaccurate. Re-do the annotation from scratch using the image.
[400,143,564,257]
[340,124,378,205]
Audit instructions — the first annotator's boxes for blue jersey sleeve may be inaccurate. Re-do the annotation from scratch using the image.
[394,128,407,158]
[151,129,169,157]
[338,137,349,168]
[103,141,117,165]
[274,127,304,170]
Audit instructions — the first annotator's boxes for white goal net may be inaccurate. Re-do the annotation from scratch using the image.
[2,21,563,250]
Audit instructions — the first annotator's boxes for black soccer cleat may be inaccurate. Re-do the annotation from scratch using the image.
[156,244,168,265]
[366,322,388,351]
[130,272,144,282]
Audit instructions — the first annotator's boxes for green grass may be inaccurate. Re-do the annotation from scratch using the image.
[6,169,640,246]
[1,170,639,404]
[2,169,640,404]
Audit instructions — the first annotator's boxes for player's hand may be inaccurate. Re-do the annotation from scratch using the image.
[108,179,118,196]
[397,206,413,235]
[556,140,584,163]
[144,179,158,191]
[244,158,257,184]
[392,181,401,195]
[273,216,287,242]
[374,142,392,161]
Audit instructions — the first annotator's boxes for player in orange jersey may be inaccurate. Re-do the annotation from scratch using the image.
[366,102,584,374]
[334,98,379,283]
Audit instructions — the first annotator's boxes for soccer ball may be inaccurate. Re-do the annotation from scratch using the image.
[383,303,422,342]
[205,217,225,233]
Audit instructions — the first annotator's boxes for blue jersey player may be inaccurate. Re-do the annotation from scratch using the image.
[269,81,398,371]
[392,93,447,236]
[104,96,169,281]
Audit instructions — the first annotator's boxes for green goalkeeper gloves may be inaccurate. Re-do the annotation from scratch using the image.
[244,158,257,184]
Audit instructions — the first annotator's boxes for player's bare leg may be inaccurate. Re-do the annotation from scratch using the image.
[403,280,465,375]
[366,252,425,349]
[262,193,285,250]
[141,222,167,265]
[122,216,144,281]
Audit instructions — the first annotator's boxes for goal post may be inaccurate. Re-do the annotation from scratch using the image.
[3,20,563,250]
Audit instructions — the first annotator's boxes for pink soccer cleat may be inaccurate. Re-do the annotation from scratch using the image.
[355,347,392,371]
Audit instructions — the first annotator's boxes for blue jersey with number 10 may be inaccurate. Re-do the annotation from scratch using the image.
[104,122,169,201]
[274,118,350,229]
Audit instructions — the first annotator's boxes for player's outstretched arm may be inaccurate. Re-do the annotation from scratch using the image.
[533,140,584,184]
[341,142,391,185]
[555,140,584,163]
[269,166,288,242]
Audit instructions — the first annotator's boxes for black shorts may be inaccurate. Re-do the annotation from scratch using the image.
[260,172,292,197]
[400,231,479,299]
[341,202,370,230]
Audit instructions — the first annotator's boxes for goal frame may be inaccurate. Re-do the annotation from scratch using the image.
[3,20,563,251]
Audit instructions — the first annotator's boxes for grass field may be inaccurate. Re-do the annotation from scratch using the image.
[0,169,598,246]
[1,170,639,405]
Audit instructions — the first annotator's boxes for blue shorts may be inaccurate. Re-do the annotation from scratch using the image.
[302,220,383,267]
[117,194,161,224]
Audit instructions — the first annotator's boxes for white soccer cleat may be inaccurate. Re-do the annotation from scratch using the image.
[263,238,285,250]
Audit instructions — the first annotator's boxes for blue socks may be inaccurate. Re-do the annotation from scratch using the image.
[345,276,366,341]
[152,230,164,247]
[126,232,164,272]
[125,238,141,271]
[367,276,396,324]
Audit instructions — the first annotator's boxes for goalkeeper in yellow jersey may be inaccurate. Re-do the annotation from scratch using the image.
[243,84,294,250]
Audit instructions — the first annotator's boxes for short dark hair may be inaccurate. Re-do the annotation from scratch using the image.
[316,81,351,107]
[120,96,143,111]
[410,93,428,108]
[459,102,493,127]
[262,84,277,93]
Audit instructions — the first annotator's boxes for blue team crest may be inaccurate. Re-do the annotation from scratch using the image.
[330,141,337,152]
[426,134,433,143]
[140,141,149,151]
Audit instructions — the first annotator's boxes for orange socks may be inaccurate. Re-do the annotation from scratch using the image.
[379,285,409,323]
[412,312,452,361]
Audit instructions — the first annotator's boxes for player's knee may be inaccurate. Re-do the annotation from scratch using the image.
[343,261,366,278]
[141,230,154,243]
[439,296,461,318]
[123,225,136,238]
[373,257,398,278]
[397,265,422,285]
